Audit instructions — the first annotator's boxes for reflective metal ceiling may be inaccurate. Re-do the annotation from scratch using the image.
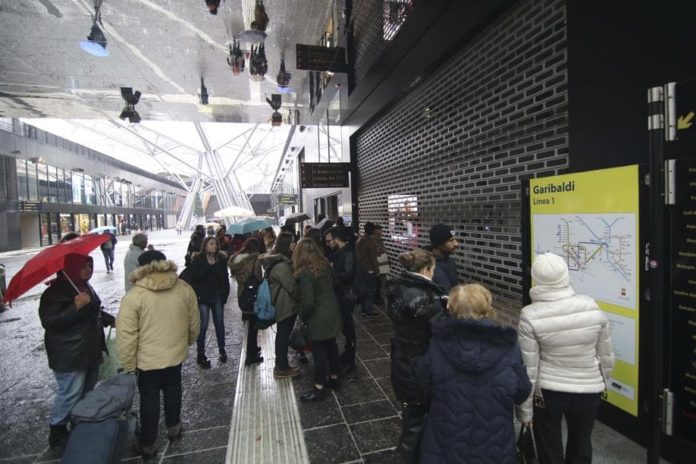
[0,0,334,123]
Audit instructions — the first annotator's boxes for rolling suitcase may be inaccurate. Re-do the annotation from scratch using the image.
[62,417,129,464]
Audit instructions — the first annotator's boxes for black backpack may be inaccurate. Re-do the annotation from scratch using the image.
[238,272,261,316]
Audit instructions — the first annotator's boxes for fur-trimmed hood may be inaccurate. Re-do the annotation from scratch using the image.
[129,259,179,291]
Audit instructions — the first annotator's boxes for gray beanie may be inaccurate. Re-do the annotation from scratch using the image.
[531,252,570,288]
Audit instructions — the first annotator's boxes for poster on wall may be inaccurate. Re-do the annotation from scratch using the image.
[529,165,640,416]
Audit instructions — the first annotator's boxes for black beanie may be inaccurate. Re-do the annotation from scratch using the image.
[138,250,167,266]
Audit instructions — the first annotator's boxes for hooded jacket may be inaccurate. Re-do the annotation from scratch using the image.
[259,253,298,322]
[39,278,104,372]
[229,252,261,289]
[123,243,145,292]
[117,260,200,372]
[516,284,614,423]
[419,318,531,464]
[386,271,446,404]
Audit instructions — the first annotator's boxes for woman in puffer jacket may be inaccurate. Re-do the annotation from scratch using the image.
[386,248,446,464]
[419,284,531,464]
[516,252,614,464]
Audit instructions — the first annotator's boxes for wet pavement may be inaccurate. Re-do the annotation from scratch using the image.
[0,229,658,463]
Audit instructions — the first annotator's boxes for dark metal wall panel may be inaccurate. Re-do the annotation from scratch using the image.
[355,0,568,323]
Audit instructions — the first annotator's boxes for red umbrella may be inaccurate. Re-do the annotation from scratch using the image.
[2,234,110,305]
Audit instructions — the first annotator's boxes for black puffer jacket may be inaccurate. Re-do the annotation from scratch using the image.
[39,279,105,372]
[189,252,230,305]
[386,271,446,404]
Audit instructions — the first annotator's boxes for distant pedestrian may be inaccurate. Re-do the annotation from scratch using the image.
[118,250,200,459]
[227,39,245,75]
[124,233,148,292]
[39,254,113,451]
[517,252,614,464]
[419,284,531,463]
[188,237,230,368]
[185,225,205,267]
[175,222,182,236]
[426,224,460,293]
[100,232,117,273]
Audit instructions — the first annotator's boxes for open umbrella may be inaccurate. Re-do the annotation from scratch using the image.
[213,206,255,219]
[281,212,312,226]
[312,217,335,232]
[88,225,118,235]
[228,217,272,235]
[2,234,110,305]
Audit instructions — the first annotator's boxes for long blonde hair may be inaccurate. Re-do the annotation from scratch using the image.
[292,238,330,277]
[447,283,496,321]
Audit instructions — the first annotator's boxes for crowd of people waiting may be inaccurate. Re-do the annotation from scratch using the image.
[36,218,614,463]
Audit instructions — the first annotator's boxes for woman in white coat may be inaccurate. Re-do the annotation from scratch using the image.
[516,252,614,464]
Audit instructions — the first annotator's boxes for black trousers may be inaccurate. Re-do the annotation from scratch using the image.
[246,320,259,357]
[534,390,602,464]
[311,338,340,386]
[398,403,427,464]
[137,364,182,446]
[336,293,356,365]
[274,314,297,370]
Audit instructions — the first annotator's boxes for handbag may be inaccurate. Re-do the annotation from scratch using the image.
[377,252,390,275]
[98,327,120,381]
[516,424,538,464]
[289,319,311,351]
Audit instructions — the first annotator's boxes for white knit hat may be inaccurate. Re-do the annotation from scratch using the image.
[531,252,570,288]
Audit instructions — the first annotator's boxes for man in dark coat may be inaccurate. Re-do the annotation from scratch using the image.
[325,226,358,374]
[426,223,460,293]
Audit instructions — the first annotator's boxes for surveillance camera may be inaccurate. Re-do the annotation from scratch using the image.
[299,125,306,132]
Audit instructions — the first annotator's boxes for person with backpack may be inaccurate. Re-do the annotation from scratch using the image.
[100,232,117,273]
[259,232,300,378]
[229,238,264,366]
[293,238,342,401]
[188,237,230,368]
[185,225,205,267]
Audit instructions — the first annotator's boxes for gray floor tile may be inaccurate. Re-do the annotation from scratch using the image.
[362,358,391,379]
[165,426,229,456]
[350,417,402,455]
[304,424,360,464]
[363,447,401,463]
[162,446,226,463]
[341,399,399,424]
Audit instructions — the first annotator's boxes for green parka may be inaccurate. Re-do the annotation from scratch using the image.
[259,253,298,323]
[296,267,341,341]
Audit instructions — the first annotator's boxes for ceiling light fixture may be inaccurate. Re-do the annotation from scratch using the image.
[119,87,142,123]
[79,0,109,57]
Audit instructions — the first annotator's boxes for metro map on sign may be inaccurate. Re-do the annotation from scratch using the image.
[533,213,637,309]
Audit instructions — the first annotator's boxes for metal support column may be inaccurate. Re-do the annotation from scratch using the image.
[646,85,666,464]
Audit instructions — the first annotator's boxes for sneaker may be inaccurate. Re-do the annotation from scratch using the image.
[245,354,264,366]
[274,366,300,378]
[197,354,211,369]
[219,350,228,363]
[300,387,327,402]
[167,423,182,441]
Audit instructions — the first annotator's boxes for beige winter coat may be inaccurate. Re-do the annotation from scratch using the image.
[117,260,200,372]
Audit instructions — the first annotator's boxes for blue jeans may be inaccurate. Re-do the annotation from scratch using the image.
[50,367,99,426]
[101,248,115,270]
[197,296,225,354]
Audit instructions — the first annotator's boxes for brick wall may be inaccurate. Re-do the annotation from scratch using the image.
[355,0,569,325]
